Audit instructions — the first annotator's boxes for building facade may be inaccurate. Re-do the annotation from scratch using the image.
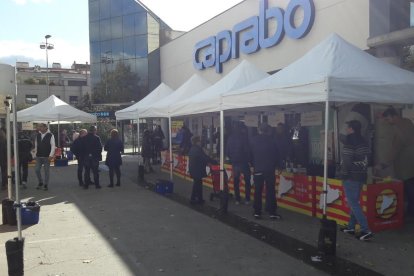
[15,61,90,108]
[160,0,414,88]
[88,0,181,102]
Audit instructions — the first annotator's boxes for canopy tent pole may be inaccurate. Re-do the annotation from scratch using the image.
[12,73,22,240]
[219,110,224,190]
[169,117,173,181]
[333,105,339,173]
[5,96,13,199]
[322,100,330,215]
[137,118,141,164]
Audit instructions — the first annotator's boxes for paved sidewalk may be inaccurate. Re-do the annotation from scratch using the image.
[132,157,414,276]
[1,156,326,276]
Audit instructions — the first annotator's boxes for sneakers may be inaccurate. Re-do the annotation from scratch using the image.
[36,183,44,190]
[235,201,240,205]
[43,185,48,191]
[269,214,282,220]
[253,213,261,219]
[358,231,374,241]
[340,227,355,236]
[244,200,250,205]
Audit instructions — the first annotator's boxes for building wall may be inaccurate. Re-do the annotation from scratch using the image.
[16,84,90,105]
[88,0,172,100]
[160,0,370,88]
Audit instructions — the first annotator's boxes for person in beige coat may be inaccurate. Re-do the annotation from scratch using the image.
[382,107,414,218]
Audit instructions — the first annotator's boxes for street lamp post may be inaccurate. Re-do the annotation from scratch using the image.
[40,35,54,97]
[101,51,113,95]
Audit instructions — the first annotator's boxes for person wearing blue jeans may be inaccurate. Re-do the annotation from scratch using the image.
[343,180,370,234]
[35,123,56,191]
[340,120,373,241]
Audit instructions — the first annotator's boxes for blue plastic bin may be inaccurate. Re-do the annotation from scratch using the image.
[21,204,40,225]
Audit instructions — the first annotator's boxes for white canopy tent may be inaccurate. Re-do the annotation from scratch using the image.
[168,60,269,194]
[221,33,414,214]
[115,82,173,120]
[17,95,97,123]
[139,74,211,179]
[222,33,414,109]
[139,74,211,118]
[170,60,269,117]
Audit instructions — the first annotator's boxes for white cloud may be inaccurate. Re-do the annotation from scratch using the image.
[0,39,89,68]
[13,0,53,5]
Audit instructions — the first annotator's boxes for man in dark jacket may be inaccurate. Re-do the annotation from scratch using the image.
[179,125,193,155]
[226,123,251,204]
[188,136,215,204]
[340,120,373,241]
[18,131,33,189]
[250,123,281,219]
[83,126,102,189]
[70,129,87,187]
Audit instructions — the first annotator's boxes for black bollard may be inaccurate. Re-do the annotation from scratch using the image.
[2,199,17,226]
[138,164,145,182]
[5,237,25,276]
[317,216,337,255]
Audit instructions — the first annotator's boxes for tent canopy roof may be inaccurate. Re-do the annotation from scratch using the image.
[115,83,173,120]
[17,95,96,123]
[222,33,414,110]
[170,60,269,117]
[139,74,211,118]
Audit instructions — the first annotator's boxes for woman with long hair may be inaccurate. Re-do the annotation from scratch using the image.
[104,129,124,187]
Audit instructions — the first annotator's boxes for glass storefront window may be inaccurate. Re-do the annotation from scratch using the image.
[135,13,147,35]
[110,0,123,17]
[123,36,136,59]
[100,40,112,59]
[100,0,110,19]
[111,16,123,39]
[123,0,145,15]
[25,95,38,105]
[124,59,136,74]
[89,0,99,22]
[90,21,100,42]
[90,42,101,64]
[411,2,414,27]
[100,19,111,41]
[136,35,148,58]
[136,58,148,85]
[112,39,123,60]
[123,14,135,36]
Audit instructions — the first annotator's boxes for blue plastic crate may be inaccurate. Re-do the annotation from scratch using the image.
[55,158,68,167]
[21,204,40,225]
[155,179,174,195]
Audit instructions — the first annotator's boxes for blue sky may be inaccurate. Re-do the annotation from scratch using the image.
[0,0,242,69]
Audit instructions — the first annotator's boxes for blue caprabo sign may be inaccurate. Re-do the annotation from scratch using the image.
[192,0,315,73]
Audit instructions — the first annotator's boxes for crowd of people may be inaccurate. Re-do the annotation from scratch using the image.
[0,123,126,191]
[0,107,412,242]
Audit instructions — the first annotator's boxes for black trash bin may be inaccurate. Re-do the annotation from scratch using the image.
[2,199,16,226]
[317,217,337,255]
[5,237,25,276]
